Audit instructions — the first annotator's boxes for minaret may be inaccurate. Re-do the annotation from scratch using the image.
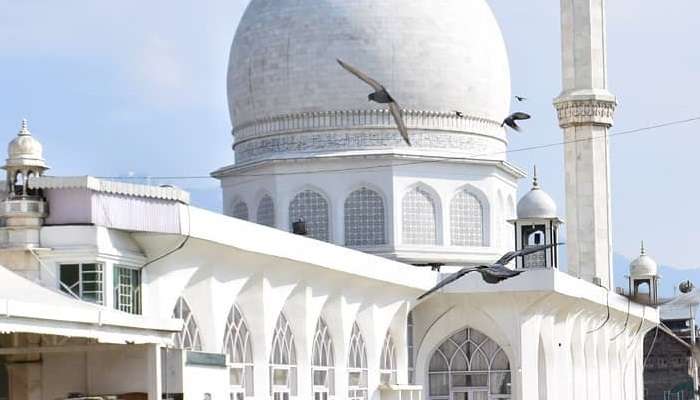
[554,0,616,288]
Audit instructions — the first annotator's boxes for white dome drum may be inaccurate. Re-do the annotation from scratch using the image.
[228,0,511,164]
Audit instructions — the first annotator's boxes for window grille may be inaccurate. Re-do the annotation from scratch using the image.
[59,263,104,305]
[312,318,334,399]
[172,297,203,351]
[289,190,330,242]
[348,323,368,400]
[232,200,250,221]
[380,331,397,385]
[402,187,438,245]
[450,190,485,247]
[344,188,386,246]
[270,313,297,399]
[113,266,141,314]
[428,327,511,400]
[407,312,415,384]
[224,304,254,399]
[257,195,275,227]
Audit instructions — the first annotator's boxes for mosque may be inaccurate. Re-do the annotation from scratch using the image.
[0,0,664,399]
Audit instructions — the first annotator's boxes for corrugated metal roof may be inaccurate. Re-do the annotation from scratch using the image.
[660,289,700,321]
[28,176,190,204]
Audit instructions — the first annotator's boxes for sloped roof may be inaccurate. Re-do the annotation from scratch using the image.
[29,176,190,204]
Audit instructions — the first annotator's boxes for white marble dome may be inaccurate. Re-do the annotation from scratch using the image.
[630,246,658,278]
[6,120,47,169]
[517,177,557,219]
[228,0,511,163]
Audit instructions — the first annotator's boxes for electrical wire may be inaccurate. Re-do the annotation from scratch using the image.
[610,296,632,341]
[96,115,700,181]
[587,287,611,334]
[141,205,192,269]
[643,325,661,369]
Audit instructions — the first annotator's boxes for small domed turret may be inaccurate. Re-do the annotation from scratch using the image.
[628,241,660,305]
[6,119,47,169]
[517,168,557,219]
[630,242,658,278]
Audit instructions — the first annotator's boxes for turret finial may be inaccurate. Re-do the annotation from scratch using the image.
[19,119,30,136]
[532,165,539,188]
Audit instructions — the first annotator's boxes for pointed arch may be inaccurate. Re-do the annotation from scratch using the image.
[312,318,335,398]
[402,185,439,245]
[172,297,202,351]
[232,198,250,221]
[289,189,330,242]
[380,330,397,384]
[270,312,297,398]
[223,303,254,398]
[348,322,368,400]
[256,194,275,227]
[450,188,486,247]
[344,186,386,246]
[428,326,512,399]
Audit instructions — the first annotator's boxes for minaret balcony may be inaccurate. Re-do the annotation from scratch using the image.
[0,198,48,220]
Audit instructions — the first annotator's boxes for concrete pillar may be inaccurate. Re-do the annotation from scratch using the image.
[555,0,616,289]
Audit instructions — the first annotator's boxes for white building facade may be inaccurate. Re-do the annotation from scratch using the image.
[0,0,662,399]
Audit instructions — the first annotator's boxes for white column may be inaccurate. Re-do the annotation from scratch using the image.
[555,0,616,289]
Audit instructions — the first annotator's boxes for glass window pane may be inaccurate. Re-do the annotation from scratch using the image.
[429,374,449,396]
[59,264,79,294]
[313,370,327,386]
[273,369,288,385]
[344,188,386,246]
[348,371,361,386]
[230,367,243,385]
[450,190,485,246]
[289,190,329,242]
[490,372,512,395]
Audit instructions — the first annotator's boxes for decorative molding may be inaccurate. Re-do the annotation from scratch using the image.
[554,99,617,128]
[233,109,503,145]
[233,130,506,164]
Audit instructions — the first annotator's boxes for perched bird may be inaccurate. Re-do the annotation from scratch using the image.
[417,243,562,300]
[453,111,465,118]
[501,112,531,132]
[515,96,527,102]
[337,59,411,146]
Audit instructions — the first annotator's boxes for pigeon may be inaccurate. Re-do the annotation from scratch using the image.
[515,96,527,102]
[501,112,531,132]
[417,243,562,300]
[453,111,465,118]
[337,59,411,146]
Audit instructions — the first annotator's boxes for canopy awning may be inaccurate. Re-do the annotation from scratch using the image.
[0,265,180,344]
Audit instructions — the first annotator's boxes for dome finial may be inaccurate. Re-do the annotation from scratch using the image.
[532,165,539,189]
[19,119,30,136]
[640,240,646,256]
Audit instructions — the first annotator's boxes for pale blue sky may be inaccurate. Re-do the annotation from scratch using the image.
[1,0,699,273]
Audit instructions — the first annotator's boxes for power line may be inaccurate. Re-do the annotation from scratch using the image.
[98,115,700,181]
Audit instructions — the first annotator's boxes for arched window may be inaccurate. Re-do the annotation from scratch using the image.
[223,304,254,399]
[344,187,386,246]
[428,327,511,399]
[380,331,397,384]
[172,297,202,351]
[402,187,438,245]
[312,318,334,400]
[348,322,368,400]
[450,190,485,247]
[289,190,330,242]
[257,195,275,227]
[270,313,297,399]
[232,200,250,221]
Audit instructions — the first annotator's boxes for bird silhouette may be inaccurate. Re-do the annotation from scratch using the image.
[417,243,563,300]
[337,59,411,146]
[515,96,527,102]
[453,111,465,118]
[501,112,531,132]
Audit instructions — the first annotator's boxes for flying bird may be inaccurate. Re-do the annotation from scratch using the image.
[501,112,531,132]
[337,59,411,146]
[515,96,527,102]
[453,111,465,118]
[417,243,562,300]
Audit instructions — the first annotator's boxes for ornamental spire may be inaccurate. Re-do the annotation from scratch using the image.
[640,240,646,256]
[19,119,30,136]
[532,165,539,189]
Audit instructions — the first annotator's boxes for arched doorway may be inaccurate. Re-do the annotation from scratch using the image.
[428,327,511,400]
